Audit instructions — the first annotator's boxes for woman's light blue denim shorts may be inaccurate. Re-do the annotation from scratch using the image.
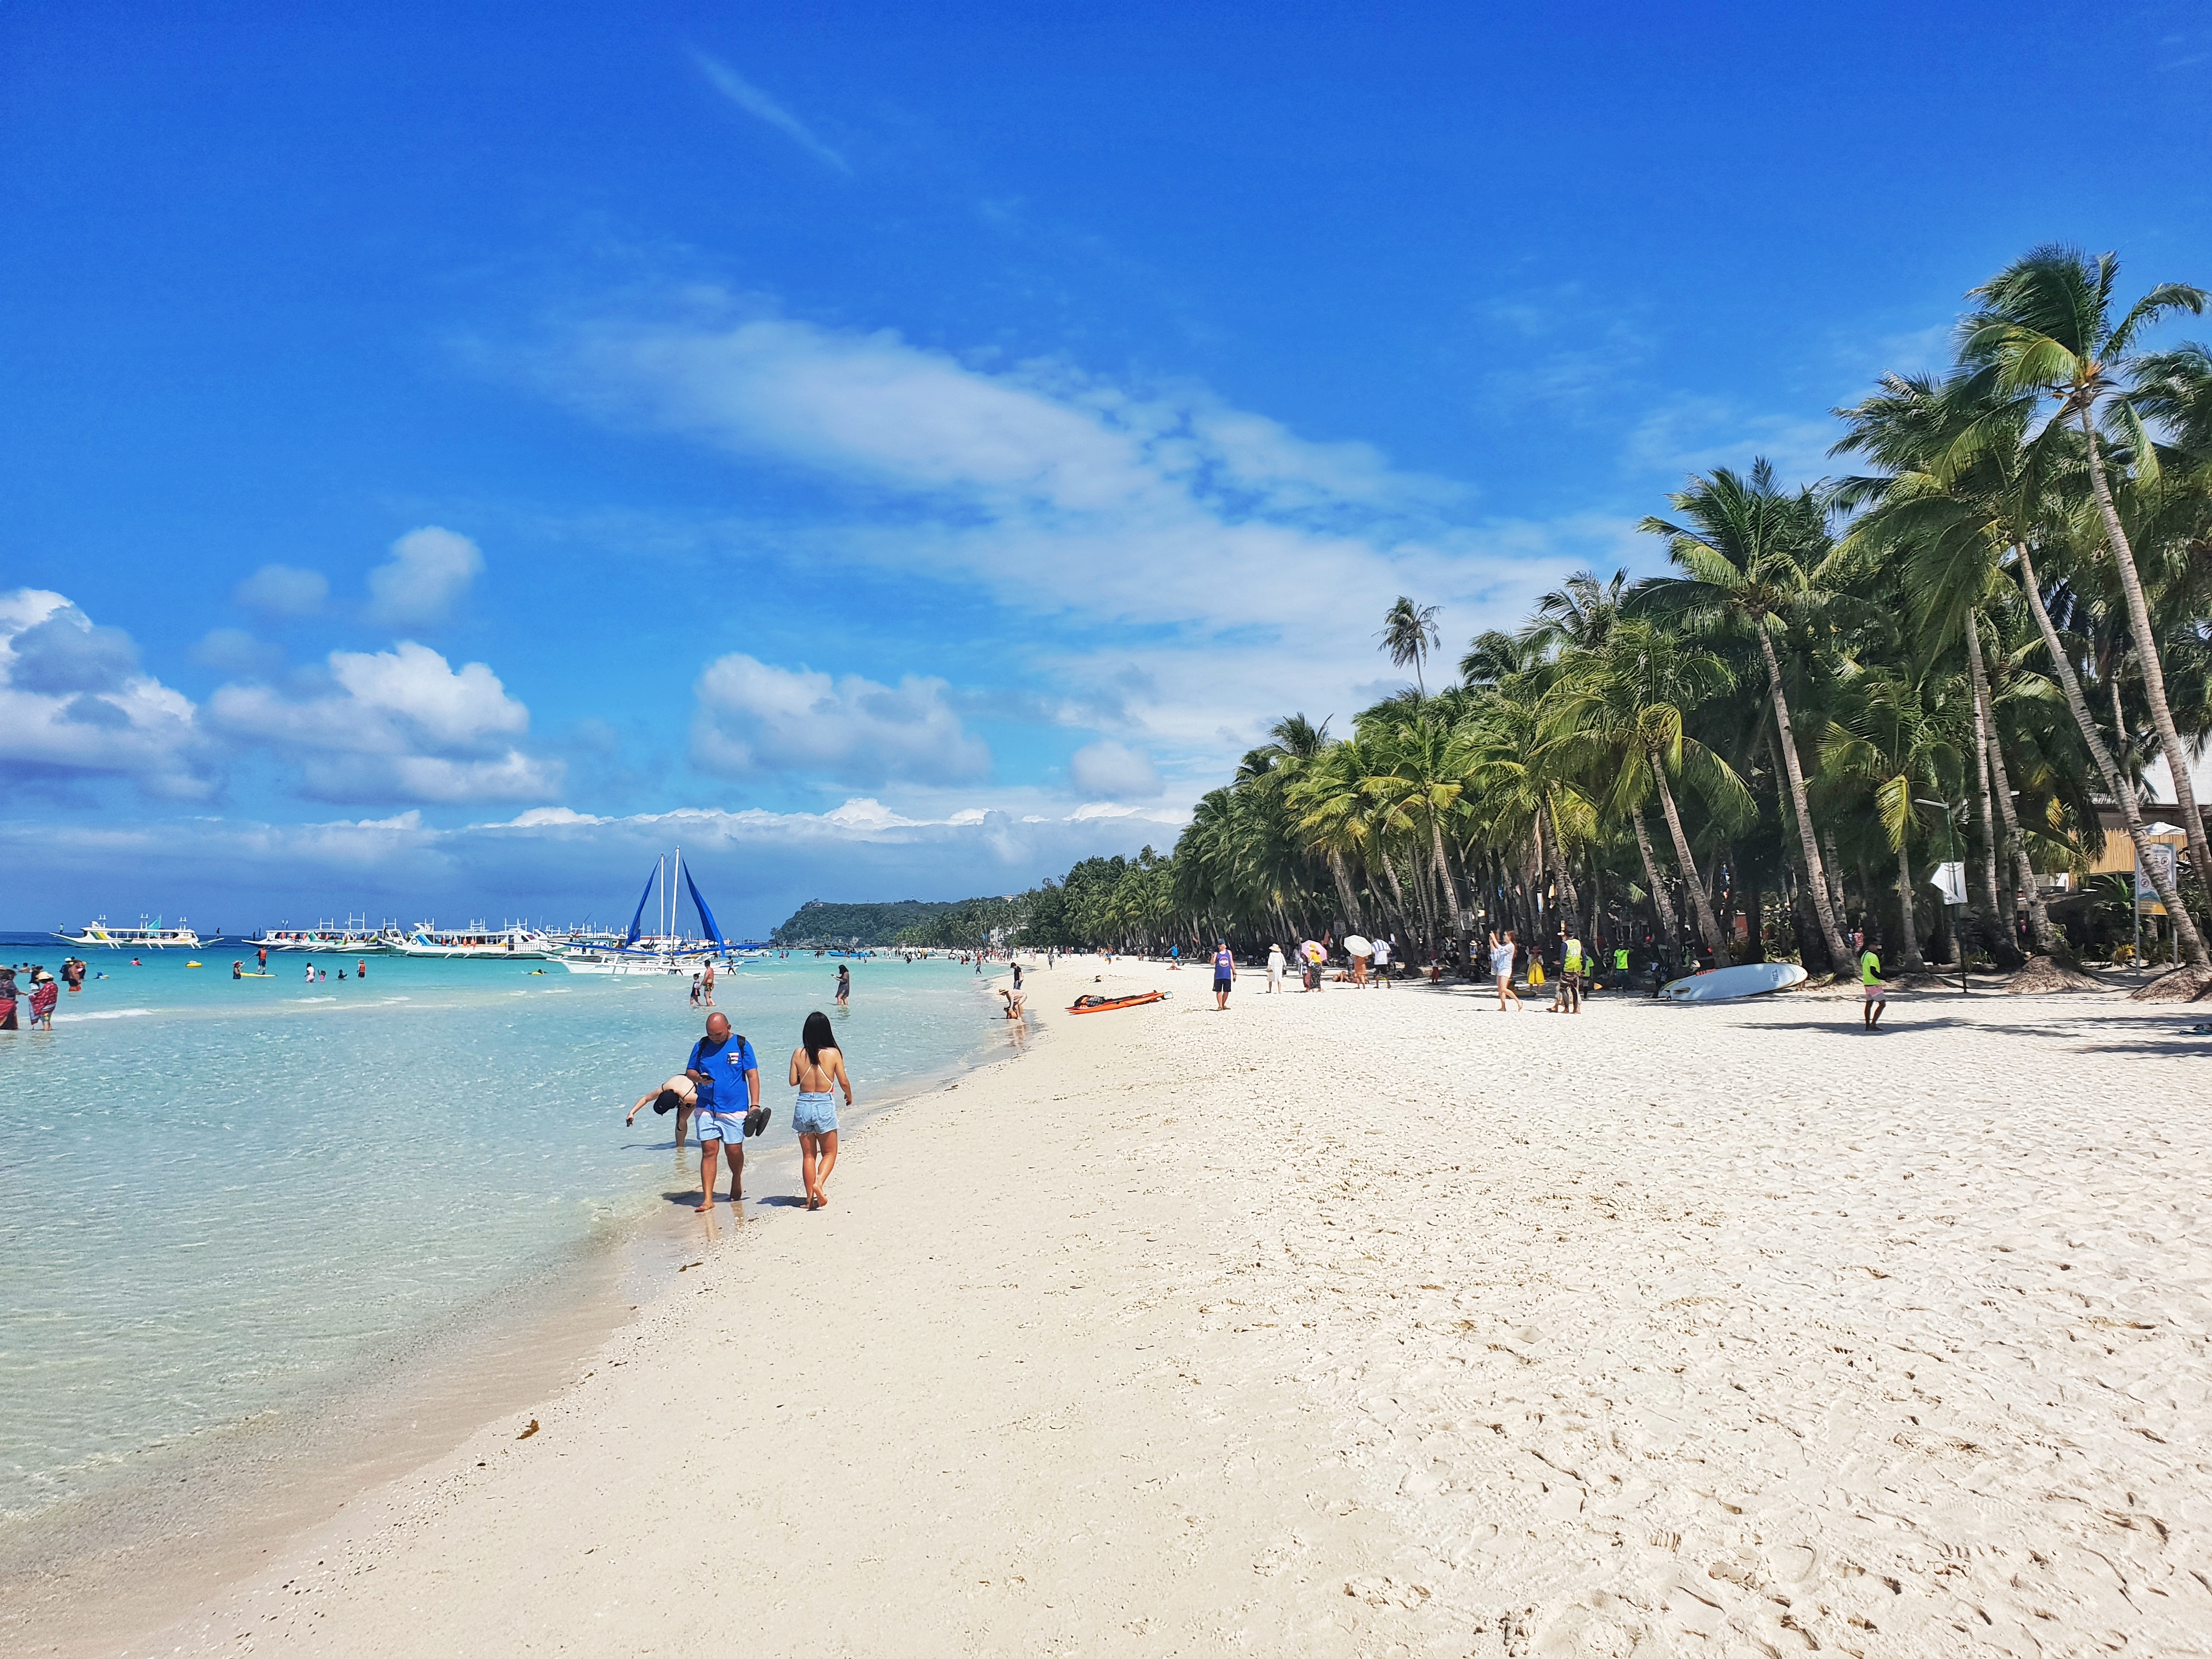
[793,1091,839,1135]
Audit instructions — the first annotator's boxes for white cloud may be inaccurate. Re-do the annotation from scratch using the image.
[366,527,484,628]
[209,640,561,804]
[234,563,329,617]
[0,589,212,798]
[193,628,284,675]
[1068,738,1162,799]
[691,51,850,174]
[1624,397,1839,490]
[527,307,1589,777]
[691,653,991,786]
[0,795,1189,937]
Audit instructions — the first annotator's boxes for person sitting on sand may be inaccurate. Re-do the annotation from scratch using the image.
[686,1012,760,1210]
[789,1011,851,1211]
[1860,941,1888,1031]
[1489,930,1523,1011]
[624,1073,699,1149]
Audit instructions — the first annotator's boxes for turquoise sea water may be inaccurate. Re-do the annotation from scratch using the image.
[0,944,1012,1523]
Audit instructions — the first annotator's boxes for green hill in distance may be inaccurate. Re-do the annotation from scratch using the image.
[769,898,972,946]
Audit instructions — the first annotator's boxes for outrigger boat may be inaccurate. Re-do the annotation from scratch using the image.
[54,915,204,950]
[559,850,729,975]
[387,922,554,960]
[245,917,400,953]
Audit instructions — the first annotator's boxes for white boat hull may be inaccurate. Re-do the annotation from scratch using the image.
[54,927,202,950]
[1659,962,1809,1002]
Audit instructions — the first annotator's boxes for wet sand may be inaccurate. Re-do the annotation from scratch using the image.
[30,960,2212,1657]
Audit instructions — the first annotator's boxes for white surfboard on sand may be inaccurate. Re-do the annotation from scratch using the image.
[1658,962,1808,1002]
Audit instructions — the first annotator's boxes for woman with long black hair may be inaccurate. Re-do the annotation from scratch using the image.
[788,1011,853,1210]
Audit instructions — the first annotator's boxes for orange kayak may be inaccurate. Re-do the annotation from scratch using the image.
[1067,991,1166,1013]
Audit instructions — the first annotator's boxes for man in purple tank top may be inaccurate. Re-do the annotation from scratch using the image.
[1212,940,1235,1011]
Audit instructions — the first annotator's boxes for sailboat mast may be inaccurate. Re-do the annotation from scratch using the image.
[673,847,684,943]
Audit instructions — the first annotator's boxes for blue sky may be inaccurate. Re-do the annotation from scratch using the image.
[4,0,2209,933]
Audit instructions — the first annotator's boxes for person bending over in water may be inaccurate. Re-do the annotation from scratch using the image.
[789,1011,851,1211]
[685,1012,759,1210]
[624,1073,698,1149]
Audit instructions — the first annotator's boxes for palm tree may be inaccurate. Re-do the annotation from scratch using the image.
[1378,596,1442,697]
[1961,246,2212,890]
[1637,461,1857,972]
[1830,373,2053,960]
[1818,672,1962,973]
[1525,568,1632,655]
[1544,620,1752,968]
[1359,716,1471,937]
[1832,367,2208,967]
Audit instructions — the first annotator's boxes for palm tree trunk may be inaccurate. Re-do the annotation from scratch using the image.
[1429,814,1465,938]
[1630,808,1680,945]
[2079,417,2212,890]
[1326,848,1364,934]
[2013,540,2208,967]
[1965,610,2058,957]
[1821,829,1849,932]
[1756,628,1854,968]
[1967,694,2012,959]
[1543,797,1582,925]
[1649,744,1733,965]
[1893,834,1926,972]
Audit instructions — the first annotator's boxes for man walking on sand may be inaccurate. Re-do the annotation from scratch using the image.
[686,1012,760,1210]
[1212,939,1235,1010]
[1860,940,1888,1031]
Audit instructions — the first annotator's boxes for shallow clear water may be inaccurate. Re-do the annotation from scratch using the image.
[0,944,1009,1521]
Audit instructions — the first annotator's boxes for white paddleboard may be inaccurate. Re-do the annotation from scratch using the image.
[1658,962,1808,1002]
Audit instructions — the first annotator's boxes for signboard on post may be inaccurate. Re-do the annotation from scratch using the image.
[1929,861,1968,907]
[2136,843,2177,907]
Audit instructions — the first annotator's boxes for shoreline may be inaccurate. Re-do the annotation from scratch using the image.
[16,959,2212,1656]
[0,972,1035,1657]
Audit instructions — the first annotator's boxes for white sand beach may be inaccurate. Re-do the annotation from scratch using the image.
[29,962,2212,1658]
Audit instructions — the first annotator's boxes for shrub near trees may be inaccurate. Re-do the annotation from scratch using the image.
[907,248,2212,991]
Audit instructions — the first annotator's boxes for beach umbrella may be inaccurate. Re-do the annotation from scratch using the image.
[1343,934,1374,957]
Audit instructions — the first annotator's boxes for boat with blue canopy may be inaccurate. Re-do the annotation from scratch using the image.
[557,850,729,975]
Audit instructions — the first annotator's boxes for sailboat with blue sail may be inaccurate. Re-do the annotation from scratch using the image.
[557,849,731,975]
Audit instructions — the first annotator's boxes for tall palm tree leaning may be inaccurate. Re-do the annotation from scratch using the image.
[1637,461,1859,973]
[1961,247,2212,893]
[1379,596,1443,697]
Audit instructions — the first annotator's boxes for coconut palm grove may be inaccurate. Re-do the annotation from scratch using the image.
[891,247,2212,996]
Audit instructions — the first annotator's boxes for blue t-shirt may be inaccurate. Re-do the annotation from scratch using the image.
[686,1034,759,1115]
